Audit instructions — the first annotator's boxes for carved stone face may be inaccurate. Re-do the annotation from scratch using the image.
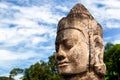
[55,29,89,75]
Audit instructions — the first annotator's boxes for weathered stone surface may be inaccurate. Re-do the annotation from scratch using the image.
[55,3,106,80]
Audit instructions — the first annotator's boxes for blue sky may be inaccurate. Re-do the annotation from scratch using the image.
[0,0,120,77]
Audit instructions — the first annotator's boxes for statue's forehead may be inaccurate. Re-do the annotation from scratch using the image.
[56,29,85,41]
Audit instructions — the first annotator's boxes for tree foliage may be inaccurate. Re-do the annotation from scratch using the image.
[10,68,23,78]
[0,76,14,80]
[104,43,120,80]
[22,55,61,80]
[105,42,114,51]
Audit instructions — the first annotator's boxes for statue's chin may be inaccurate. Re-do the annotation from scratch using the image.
[58,65,87,75]
[58,65,74,75]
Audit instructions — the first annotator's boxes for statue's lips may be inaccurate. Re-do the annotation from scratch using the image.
[57,61,70,67]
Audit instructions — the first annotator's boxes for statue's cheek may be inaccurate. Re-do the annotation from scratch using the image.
[68,47,82,62]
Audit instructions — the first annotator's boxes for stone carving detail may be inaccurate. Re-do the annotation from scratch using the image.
[55,3,106,80]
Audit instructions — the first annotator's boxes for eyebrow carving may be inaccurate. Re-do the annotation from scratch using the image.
[57,27,88,44]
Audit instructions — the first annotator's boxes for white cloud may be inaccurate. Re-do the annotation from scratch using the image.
[104,34,120,44]
[81,0,120,29]
[56,5,69,12]
[0,2,59,48]
[0,50,37,61]
[0,3,62,26]
[14,74,23,80]
[106,21,120,28]
[0,1,58,76]
[0,50,35,71]
[0,73,9,77]
[17,25,53,36]
[112,34,120,44]
[0,2,9,8]
[104,37,112,41]
[106,9,120,20]
[31,36,47,45]
[11,4,62,24]
[103,36,111,44]
[0,48,49,73]
[101,0,120,8]
[0,28,18,43]
[113,39,120,44]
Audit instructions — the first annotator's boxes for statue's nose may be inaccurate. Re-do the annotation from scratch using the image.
[56,45,67,61]
[56,55,66,61]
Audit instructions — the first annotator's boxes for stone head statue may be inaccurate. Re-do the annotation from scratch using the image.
[55,3,106,80]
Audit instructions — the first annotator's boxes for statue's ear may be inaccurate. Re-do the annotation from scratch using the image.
[94,35,104,53]
[94,35,104,65]
[94,35,106,75]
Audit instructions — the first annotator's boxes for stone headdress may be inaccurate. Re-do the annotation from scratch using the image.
[57,3,102,38]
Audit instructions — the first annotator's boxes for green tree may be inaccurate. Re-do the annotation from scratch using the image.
[104,43,120,80]
[9,68,23,78]
[22,55,61,80]
[0,76,14,80]
[48,55,61,79]
[105,42,114,51]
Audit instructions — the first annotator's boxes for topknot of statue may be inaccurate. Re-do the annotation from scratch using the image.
[67,3,94,19]
[57,3,102,37]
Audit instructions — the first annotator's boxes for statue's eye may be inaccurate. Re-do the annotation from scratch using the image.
[63,40,74,50]
[55,42,59,52]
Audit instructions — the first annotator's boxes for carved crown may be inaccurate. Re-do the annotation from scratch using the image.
[57,3,102,37]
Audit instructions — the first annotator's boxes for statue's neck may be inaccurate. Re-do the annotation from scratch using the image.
[61,71,105,80]
[62,71,88,80]
[62,76,85,80]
